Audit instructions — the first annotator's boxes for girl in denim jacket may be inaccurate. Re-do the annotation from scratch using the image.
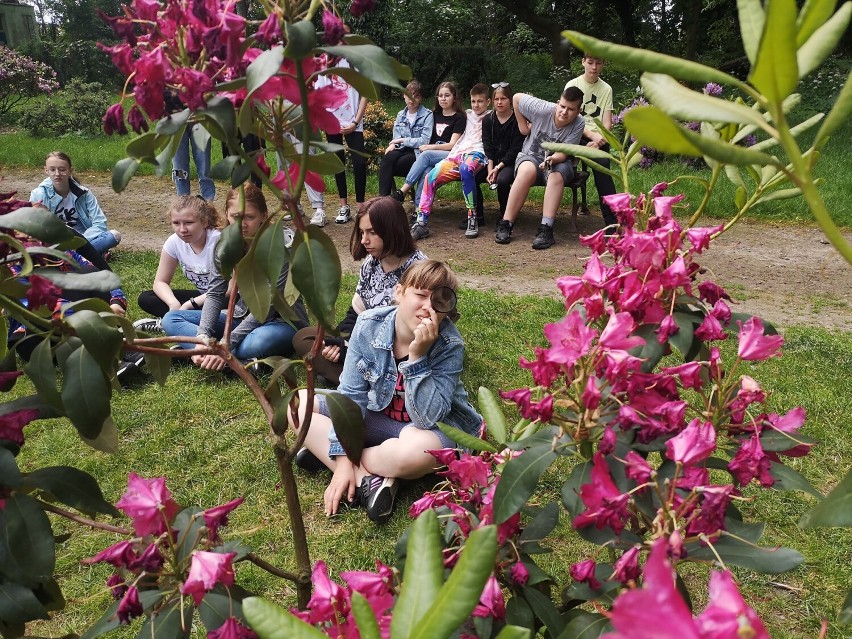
[291,260,481,523]
[377,80,433,196]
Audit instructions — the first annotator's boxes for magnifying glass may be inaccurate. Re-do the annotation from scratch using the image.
[430,286,457,314]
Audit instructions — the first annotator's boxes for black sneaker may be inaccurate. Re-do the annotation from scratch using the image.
[294,447,325,473]
[392,189,405,203]
[359,475,398,524]
[495,219,513,244]
[411,221,430,241]
[532,223,555,250]
[132,317,163,334]
[116,351,146,378]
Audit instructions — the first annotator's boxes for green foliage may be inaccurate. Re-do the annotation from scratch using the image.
[17,79,114,138]
[19,39,123,88]
[362,101,394,171]
[0,46,59,119]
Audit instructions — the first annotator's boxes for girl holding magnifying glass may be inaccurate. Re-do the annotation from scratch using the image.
[289,260,482,524]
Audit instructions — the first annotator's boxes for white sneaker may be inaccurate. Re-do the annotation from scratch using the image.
[335,205,351,224]
[132,317,162,334]
[110,229,122,245]
[310,209,327,227]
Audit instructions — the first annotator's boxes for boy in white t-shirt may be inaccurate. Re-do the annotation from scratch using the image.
[564,53,617,227]
[411,83,491,240]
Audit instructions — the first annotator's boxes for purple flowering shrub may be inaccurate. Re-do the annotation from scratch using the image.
[0,46,59,118]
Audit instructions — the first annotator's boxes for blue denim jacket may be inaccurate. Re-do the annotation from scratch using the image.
[30,178,109,243]
[391,106,433,157]
[328,305,482,456]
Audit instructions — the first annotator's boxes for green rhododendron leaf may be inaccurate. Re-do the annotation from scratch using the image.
[173,507,205,565]
[126,132,162,162]
[749,0,798,103]
[769,462,823,498]
[155,108,190,135]
[563,31,740,86]
[522,585,566,636]
[493,443,557,524]
[81,601,121,639]
[38,268,121,294]
[216,221,246,280]
[23,339,62,411]
[624,106,703,155]
[199,588,244,632]
[738,0,765,65]
[304,151,346,176]
[0,207,75,244]
[0,493,55,586]
[478,386,506,444]
[0,582,50,624]
[437,421,496,453]
[80,416,119,454]
[198,96,237,144]
[495,626,533,639]
[236,253,272,322]
[318,66,379,100]
[284,20,316,60]
[796,0,838,46]
[243,596,328,639]
[136,599,192,639]
[392,510,443,637]
[290,226,341,330]
[210,155,240,181]
[688,534,804,573]
[642,73,770,128]
[247,46,284,98]
[520,502,560,543]
[410,525,498,639]
[60,346,110,440]
[349,592,381,639]
[0,448,21,487]
[558,610,611,639]
[24,466,118,516]
[840,589,852,625]
[320,390,365,466]
[154,131,183,178]
[320,44,409,90]
[66,310,123,373]
[797,3,852,78]
[798,469,852,528]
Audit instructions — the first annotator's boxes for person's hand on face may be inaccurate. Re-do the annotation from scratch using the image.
[409,306,440,360]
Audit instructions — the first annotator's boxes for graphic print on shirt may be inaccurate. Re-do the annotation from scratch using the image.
[434,122,449,138]
[181,264,212,291]
[55,203,81,231]
[582,94,602,119]
[528,132,562,162]
[384,371,411,422]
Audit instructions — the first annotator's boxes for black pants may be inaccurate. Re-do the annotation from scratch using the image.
[580,138,617,226]
[326,131,366,203]
[137,289,199,317]
[378,147,416,195]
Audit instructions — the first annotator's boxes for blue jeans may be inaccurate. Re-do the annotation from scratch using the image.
[405,150,449,205]
[162,310,299,360]
[88,230,119,253]
[173,125,215,201]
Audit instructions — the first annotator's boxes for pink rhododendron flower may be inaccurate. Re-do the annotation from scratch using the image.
[695,570,770,638]
[570,559,601,589]
[83,540,136,568]
[611,546,641,584]
[728,437,774,487]
[116,585,143,624]
[322,9,346,45]
[472,576,506,620]
[509,562,529,586]
[408,490,451,517]
[764,407,811,457]
[115,473,181,537]
[599,311,644,352]
[697,281,730,305]
[694,313,727,342]
[687,484,735,537]
[519,346,563,387]
[582,376,602,410]
[543,311,597,368]
[349,0,376,17]
[304,560,347,624]
[254,12,282,46]
[623,451,652,483]
[127,105,149,133]
[574,453,630,533]
[207,616,257,639]
[663,362,705,391]
[656,314,679,344]
[106,573,127,600]
[103,103,128,135]
[443,454,490,490]
[0,408,40,446]
[737,317,783,361]
[659,255,691,289]
[181,551,237,605]
[203,496,245,538]
[603,193,633,213]
[599,426,616,455]
[26,274,62,310]
[686,224,723,253]
[652,194,685,220]
[665,419,716,467]
[341,561,395,618]
[651,181,668,197]
[128,542,164,572]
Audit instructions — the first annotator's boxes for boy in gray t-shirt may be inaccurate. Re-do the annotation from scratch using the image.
[495,87,604,250]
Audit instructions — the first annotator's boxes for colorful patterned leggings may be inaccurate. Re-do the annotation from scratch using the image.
[417,151,486,221]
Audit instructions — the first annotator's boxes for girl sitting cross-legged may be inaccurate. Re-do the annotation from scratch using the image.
[290,260,482,524]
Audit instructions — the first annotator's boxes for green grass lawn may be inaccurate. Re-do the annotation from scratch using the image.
[13,249,852,639]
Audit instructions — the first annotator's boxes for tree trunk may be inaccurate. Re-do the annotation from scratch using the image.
[489,0,571,66]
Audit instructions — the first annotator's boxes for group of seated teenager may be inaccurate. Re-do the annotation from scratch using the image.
[16,54,617,525]
[376,53,618,249]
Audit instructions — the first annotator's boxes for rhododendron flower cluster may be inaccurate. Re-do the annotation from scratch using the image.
[496,186,811,624]
[291,560,396,638]
[84,474,250,633]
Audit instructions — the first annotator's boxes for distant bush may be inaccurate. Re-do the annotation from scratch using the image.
[18,79,114,137]
[362,101,395,171]
[0,46,59,120]
[19,39,123,88]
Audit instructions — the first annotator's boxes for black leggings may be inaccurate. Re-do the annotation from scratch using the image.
[137,289,199,317]
[378,147,416,195]
[326,131,366,203]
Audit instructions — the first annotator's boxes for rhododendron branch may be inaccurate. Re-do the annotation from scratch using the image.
[39,501,133,535]
[684,163,722,227]
[245,552,299,581]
